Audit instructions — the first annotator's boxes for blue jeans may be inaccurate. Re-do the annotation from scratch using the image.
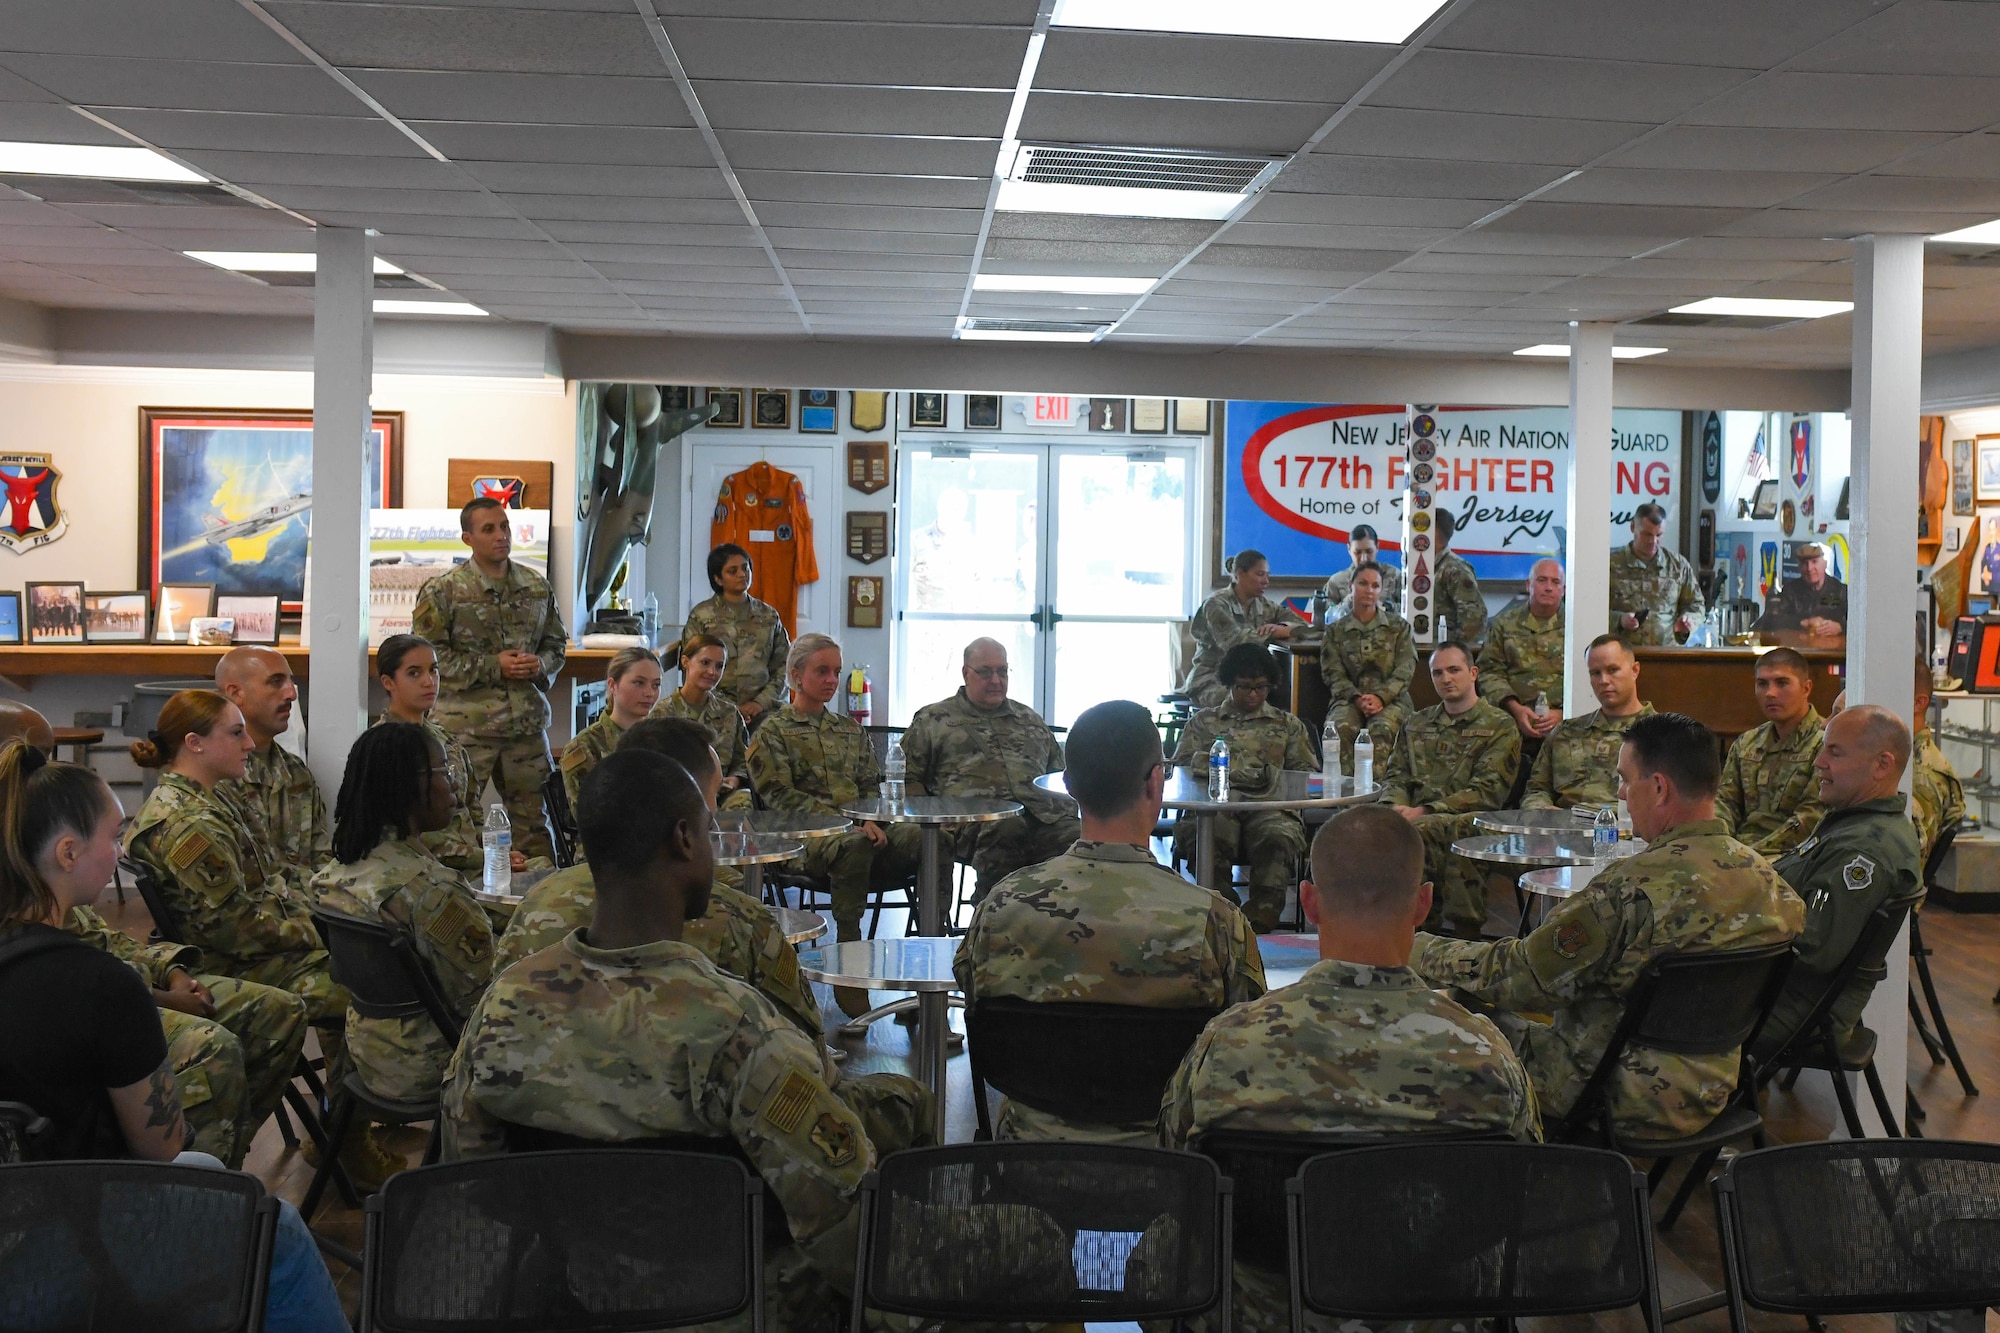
[178,1152,350,1333]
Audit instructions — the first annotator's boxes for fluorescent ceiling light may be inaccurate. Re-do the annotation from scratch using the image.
[957,327,1099,343]
[997,178,1239,221]
[974,273,1155,295]
[0,140,204,183]
[1514,344,1668,360]
[1051,0,1451,43]
[1932,219,2000,245]
[373,299,486,317]
[186,251,404,276]
[1669,297,1852,319]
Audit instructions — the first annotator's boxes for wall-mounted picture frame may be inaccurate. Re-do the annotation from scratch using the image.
[0,591,22,645]
[82,590,149,643]
[447,458,554,510]
[190,617,236,647]
[139,407,402,614]
[154,582,216,644]
[660,386,694,412]
[1749,478,1780,521]
[850,391,888,433]
[909,392,946,428]
[965,394,1001,430]
[1979,435,2000,503]
[799,389,838,433]
[704,388,744,427]
[1173,399,1211,434]
[217,594,280,644]
[1954,437,1976,516]
[1086,398,1129,432]
[1132,398,1169,433]
[25,582,84,644]
[752,388,791,429]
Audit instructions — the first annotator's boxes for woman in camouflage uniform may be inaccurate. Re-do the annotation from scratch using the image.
[1185,548,1307,709]
[558,646,661,822]
[650,633,754,810]
[684,542,790,727]
[376,633,501,879]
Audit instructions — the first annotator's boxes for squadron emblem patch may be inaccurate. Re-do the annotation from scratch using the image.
[809,1112,857,1167]
[1841,856,1875,892]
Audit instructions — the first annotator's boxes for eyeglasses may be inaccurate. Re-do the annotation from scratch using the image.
[1232,680,1272,694]
[968,665,1009,681]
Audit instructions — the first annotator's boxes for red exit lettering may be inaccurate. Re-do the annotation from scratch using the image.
[1032,395,1070,423]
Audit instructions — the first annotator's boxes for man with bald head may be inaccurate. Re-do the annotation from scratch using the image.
[1479,558,1568,744]
[903,637,1079,901]
[214,646,329,875]
[1754,704,1922,1058]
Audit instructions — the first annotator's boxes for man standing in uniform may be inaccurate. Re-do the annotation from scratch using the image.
[214,646,329,878]
[1755,706,1921,1060]
[1413,712,1804,1142]
[1319,563,1415,772]
[1319,523,1403,617]
[954,700,1265,1143]
[1760,542,1848,636]
[1608,503,1703,646]
[412,497,566,861]
[1522,635,1654,810]
[902,637,1079,903]
[1479,559,1567,747]
[1380,641,1520,939]
[1911,657,1964,864]
[1718,647,1826,857]
[1433,509,1487,645]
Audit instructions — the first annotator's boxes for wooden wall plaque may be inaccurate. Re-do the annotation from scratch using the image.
[847,575,883,628]
[847,440,890,494]
[448,458,554,510]
[846,510,889,564]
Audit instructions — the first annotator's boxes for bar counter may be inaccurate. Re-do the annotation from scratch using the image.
[0,642,617,692]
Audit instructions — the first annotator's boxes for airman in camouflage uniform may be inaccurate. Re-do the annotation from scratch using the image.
[1380,694,1520,938]
[312,837,495,1102]
[1912,727,1964,865]
[685,594,790,719]
[1433,549,1487,645]
[374,713,484,877]
[444,934,933,1331]
[747,705,921,932]
[1478,604,1564,715]
[1321,563,1403,617]
[652,686,755,810]
[221,741,330,879]
[954,840,1267,1143]
[902,682,1078,901]
[64,904,308,1169]
[1607,508,1702,646]
[1319,602,1415,771]
[411,556,567,862]
[1521,704,1656,810]
[558,712,625,826]
[1186,587,1305,709]
[493,864,821,1041]
[1413,816,1804,1140]
[1718,705,1826,856]
[1172,700,1319,932]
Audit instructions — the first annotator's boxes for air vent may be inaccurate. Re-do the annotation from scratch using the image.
[1011,143,1281,196]
[961,318,1109,335]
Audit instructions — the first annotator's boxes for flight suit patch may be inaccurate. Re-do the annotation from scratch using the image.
[809,1111,856,1167]
[1842,856,1875,891]
[761,1069,815,1135]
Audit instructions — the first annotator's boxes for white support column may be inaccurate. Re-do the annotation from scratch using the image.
[306,227,375,801]
[1564,321,1615,715]
[1849,233,1924,1136]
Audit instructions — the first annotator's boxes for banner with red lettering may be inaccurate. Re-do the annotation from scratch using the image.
[1223,402,1681,582]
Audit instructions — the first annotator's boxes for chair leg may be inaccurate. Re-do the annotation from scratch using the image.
[1661,1148,1721,1230]
[1914,935,1980,1096]
[1778,1067,1802,1092]
[1906,1090,1926,1139]
[1826,1065,1868,1139]
[1862,1060,1901,1138]
[1910,988,1948,1065]
[299,1090,360,1222]
[1646,1156,1674,1190]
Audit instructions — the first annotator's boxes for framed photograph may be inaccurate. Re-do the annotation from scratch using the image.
[140,408,402,613]
[25,582,84,644]
[217,594,279,644]
[190,617,235,647]
[1087,398,1129,432]
[82,590,149,643]
[1173,399,1211,434]
[1979,435,2000,502]
[751,388,791,430]
[1132,398,1169,433]
[799,389,838,433]
[660,386,694,412]
[0,592,21,645]
[1954,438,1976,516]
[965,394,1001,430]
[154,582,216,644]
[1749,478,1780,521]
[909,392,946,428]
[704,388,743,427]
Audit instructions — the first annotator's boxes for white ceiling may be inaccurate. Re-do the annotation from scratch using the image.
[4,0,2000,366]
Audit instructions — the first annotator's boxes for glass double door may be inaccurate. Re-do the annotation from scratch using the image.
[893,440,1195,728]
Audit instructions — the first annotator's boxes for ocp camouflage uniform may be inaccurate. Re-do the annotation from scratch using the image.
[443,933,934,1333]
[493,863,821,1041]
[1161,959,1541,1333]
[1320,609,1415,771]
[312,837,495,1102]
[1718,707,1826,856]
[652,686,756,810]
[219,739,330,879]
[954,840,1266,1143]
[373,714,484,877]
[64,905,308,1169]
[1412,818,1804,1140]
[1520,705,1655,810]
[124,772,350,1076]
[411,557,567,861]
[902,687,1078,899]
[1477,603,1564,712]
[1380,699,1521,937]
[1321,562,1403,618]
[1758,795,1921,1057]
[1186,589,1305,709]
[1911,727,1964,865]
[747,705,920,928]
[558,712,624,826]
[684,594,790,718]
[1433,550,1487,646]
[1172,702,1319,932]
[1607,542,1702,647]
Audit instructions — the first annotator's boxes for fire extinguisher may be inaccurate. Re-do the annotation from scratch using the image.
[846,665,872,726]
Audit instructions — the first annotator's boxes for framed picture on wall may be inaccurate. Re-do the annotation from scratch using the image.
[1954,438,1976,516]
[82,590,149,643]
[25,582,84,644]
[217,594,279,644]
[752,389,791,429]
[139,408,403,613]
[154,582,215,644]
[1979,436,2000,502]
[909,392,946,428]
[704,388,743,427]
[0,592,21,645]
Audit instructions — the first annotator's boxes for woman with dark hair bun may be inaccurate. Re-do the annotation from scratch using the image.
[649,632,753,809]
[1184,548,1307,709]
[683,542,790,728]
[376,632,498,878]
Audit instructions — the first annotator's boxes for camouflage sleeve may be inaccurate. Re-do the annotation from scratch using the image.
[900,712,940,798]
[1198,596,1249,652]
[1284,716,1319,774]
[148,814,319,959]
[309,785,332,868]
[397,872,497,1019]
[66,905,200,987]
[1494,1033,1545,1143]
[1213,901,1268,1005]
[1384,620,1416,703]
[951,924,978,999]
[440,1026,509,1160]
[1171,711,1216,768]
[724,1020,872,1264]
[1433,724,1520,814]
[744,910,823,1040]
[533,584,567,686]
[1379,723,1417,806]
[1714,745,1746,835]
[1411,878,1632,1013]
[854,726,884,793]
[1476,622,1514,704]
[559,734,593,820]
[1675,557,1703,618]
[491,871,588,973]
[1519,736,1559,810]
[413,579,500,695]
[1157,1026,1217,1150]
[747,730,825,815]
[757,619,790,715]
[1319,626,1357,700]
[1446,566,1487,644]
[1751,800,1824,859]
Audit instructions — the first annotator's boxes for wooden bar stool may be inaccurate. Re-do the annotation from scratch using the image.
[50,725,103,767]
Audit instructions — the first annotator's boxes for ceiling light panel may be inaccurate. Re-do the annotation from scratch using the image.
[1050,0,1451,44]
[1668,297,1853,319]
[186,251,405,275]
[0,140,204,183]
[973,273,1155,294]
[1514,344,1668,359]
[1932,219,2000,245]
[373,299,487,316]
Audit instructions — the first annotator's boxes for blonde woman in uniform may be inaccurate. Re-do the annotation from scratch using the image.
[650,632,754,810]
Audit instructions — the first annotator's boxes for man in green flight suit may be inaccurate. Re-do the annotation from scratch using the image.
[1718,647,1826,856]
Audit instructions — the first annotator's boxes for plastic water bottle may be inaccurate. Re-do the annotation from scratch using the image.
[641,591,659,648]
[1321,715,1340,791]
[1310,587,1329,628]
[1533,690,1550,720]
[1352,727,1374,795]
[1593,805,1619,860]
[482,803,512,896]
[1208,736,1230,801]
[882,736,907,804]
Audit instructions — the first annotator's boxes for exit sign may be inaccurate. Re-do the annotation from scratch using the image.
[1010,395,1084,430]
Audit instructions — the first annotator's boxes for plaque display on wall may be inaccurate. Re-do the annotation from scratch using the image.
[1087,398,1129,432]
[752,388,791,429]
[848,575,883,628]
[846,510,889,564]
[1132,398,1168,433]
[449,458,554,510]
[850,391,888,432]
[705,388,744,427]
[1173,399,1210,433]
[661,386,693,411]
[799,389,838,432]
[909,392,946,428]
[847,440,890,494]
[966,394,1001,429]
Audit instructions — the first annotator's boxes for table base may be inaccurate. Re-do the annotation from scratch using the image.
[836,993,966,1042]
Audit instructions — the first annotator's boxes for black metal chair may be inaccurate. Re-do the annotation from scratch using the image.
[362,1150,766,1333]
[0,1100,50,1163]
[120,852,186,946]
[299,907,466,1226]
[0,1159,278,1332]
[503,1123,793,1248]
[965,997,1218,1141]
[1712,1140,2000,1333]
[757,725,918,937]
[1553,940,1795,1229]
[1909,827,1978,1098]
[541,766,579,868]
[1290,1140,1664,1333]
[849,1142,1231,1333]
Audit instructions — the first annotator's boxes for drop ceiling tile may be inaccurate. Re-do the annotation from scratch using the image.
[564,242,767,266]
[1224,222,1458,250]
[28,56,368,118]
[453,161,729,198]
[1201,244,1411,272]
[317,213,544,239]
[1034,28,1387,103]
[989,214,1212,245]
[1660,237,1855,262]
[383,254,594,275]
[1430,0,1877,65]
[716,131,997,178]
[1543,168,1839,209]
[1611,125,1950,176]
[772,249,966,272]
[665,18,1028,87]
[690,81,1008,138]
[1478,200,1755,238]
[1605,256,1829,282]
[348,69,691,127]
[1792,1,2000,77]
[1359,270,1554,293]
[0,101,136,144]
[1016,92,1328,155]
[1687,73,2000,134]
[1718,207,1987,239]
[984,238,1199,267]
[1787,175,2000,215]
[1375,50,1750,123]
[175,150,469,190]
[366,235,569,259]
[593,259,782,280]
[539,220,755,246]
[754,201,980,234]
[784,269,963,289]
[260,3,659,75]
[737,171,987,208]
[500,194,746,225]
[439,274,616,293]
[763,228,974,256]
[413,123,711,167]
[1430,231,1658,257]
[0,0,308,63]
[614,280,788,298]
[1274,156,1564,201]
[238,185,504,216]
[94,108,425,156]
[1317,108,1642,166]
[1248,194,1499,228]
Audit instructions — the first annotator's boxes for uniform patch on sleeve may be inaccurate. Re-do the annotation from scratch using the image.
[761,1069,815,1135]
[809,1111,857,1167]
[1553,919,1592,958]
[168,830,212,871]
[1842,856,1876,891]
[425,896,476,952]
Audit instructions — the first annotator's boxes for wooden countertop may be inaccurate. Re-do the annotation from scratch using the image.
[0,643,617,691]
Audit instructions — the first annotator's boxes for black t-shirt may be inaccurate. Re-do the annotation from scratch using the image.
[0,924,167,1159]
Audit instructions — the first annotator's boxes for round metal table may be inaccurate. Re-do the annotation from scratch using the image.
[1518,865,1603,906]
[470,865,554,912]
[1034,768,1380,890]
[1472,808,1633,839]
[799,938,962,1139]
[774,906,828,946]
[712,830,807,904]
[1453,832,1641,936]
[716,810,851,841]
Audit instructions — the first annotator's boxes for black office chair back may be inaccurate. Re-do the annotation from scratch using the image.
[1923,824,1957,889]
[0,1160,277,1333]
[1295,1140,1662,1331]
[851,1143,1230,1331]
[119,855,186,945]
[1714,1140,2000,1320]
[541,768,579,868]
[966,997,1218,1137]
[503,1123,792,1247]
[309,907,463,1043]
[363,1150,763,1333]
[1758,892,1923,1077]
